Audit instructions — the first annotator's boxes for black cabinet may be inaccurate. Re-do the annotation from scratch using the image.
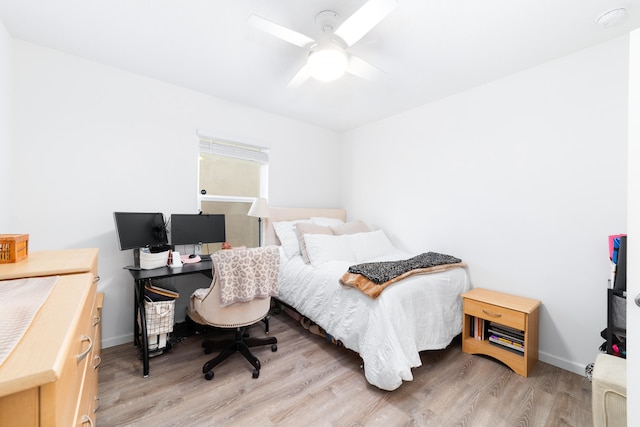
[606,288,626,358]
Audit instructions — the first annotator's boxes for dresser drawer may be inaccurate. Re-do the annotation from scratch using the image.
[464,298,525,330]
[76,293,103,426]
[41,283,97,426]
[76,365,98,427]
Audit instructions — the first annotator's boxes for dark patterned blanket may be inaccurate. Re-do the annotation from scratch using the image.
[340,252,465,298]
[349,252,462,283]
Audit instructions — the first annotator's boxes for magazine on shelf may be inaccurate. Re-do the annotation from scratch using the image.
[489,335,524,353]
[488,339,525,356]
[488,327,525,344]
[488,322,524,340]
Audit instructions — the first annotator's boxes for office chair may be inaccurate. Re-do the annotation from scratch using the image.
[187,246,279,380]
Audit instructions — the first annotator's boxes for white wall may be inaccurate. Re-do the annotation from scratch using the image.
[626,27,639,423]
[341,36,629,375]
[11,40,342,347]
[0,20,10,229]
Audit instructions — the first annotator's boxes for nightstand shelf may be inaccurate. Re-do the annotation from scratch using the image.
[461,288,541,377]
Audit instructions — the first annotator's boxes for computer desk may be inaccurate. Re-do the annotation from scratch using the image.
[125,260,213,377]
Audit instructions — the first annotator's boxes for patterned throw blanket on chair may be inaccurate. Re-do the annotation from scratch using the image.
[213,246,280,307]
[340,252,465,298]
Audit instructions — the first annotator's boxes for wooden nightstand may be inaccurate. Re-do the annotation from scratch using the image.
[461,288,541,377]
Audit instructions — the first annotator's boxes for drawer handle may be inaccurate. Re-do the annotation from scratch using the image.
[93,314,101,326]
[482,309,502,318]
[93,354,102,370]
[93,275,100,283]
[80,415,94,427]
[94,396,100,413]
[77,335,93,363]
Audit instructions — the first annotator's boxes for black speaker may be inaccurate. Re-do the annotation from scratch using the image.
[133,247,140,268]
[613,236,626,292]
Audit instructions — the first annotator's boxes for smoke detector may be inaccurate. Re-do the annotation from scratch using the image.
[596,8,627,26]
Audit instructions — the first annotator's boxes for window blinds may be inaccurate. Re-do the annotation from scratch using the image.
[197,132,268,164]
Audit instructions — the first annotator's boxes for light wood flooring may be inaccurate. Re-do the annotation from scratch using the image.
[98,312,593,427]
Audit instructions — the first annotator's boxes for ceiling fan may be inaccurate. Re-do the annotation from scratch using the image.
[248,0,397,87]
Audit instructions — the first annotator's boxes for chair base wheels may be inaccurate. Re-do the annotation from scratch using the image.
[200,327,277,381]
[204,367,260,380]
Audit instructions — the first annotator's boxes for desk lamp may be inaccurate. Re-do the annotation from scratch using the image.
[248,197,270,247]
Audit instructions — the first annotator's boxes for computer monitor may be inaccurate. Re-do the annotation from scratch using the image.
[170,214,226,246]
[113,212,168,250]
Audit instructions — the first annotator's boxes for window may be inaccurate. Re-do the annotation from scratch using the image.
[197,131,269,249]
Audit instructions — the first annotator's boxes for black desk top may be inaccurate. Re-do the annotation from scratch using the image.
[125,259,213,280]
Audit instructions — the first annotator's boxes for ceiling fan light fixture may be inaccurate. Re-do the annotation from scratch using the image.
[308,46,348,81]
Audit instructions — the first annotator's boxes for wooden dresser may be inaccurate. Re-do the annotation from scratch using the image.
[0,248,102,427]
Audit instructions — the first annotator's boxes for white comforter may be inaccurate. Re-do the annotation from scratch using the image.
[277,248,471,391]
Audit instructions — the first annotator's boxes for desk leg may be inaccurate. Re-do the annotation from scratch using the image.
[135,279,150,377]
[133,281,140,348]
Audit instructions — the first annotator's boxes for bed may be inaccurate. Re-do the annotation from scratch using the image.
[265,207,471,391]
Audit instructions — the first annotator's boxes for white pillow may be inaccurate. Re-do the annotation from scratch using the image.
[310,216,345,228]
[348,229,395,262]
[303,234,356,267]
[272,220,310,258]
[331,220,370,235]
[294,223,334,264]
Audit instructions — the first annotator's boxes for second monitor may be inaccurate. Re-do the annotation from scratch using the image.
[170,214,226,246]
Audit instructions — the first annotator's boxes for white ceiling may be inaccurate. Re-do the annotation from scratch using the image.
[1,0,639,131]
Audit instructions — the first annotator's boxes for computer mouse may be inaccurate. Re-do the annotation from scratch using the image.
[189,254,197,259]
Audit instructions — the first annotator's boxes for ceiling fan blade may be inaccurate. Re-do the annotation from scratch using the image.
[347,55,385,81]
[286,64,312,88]
[248,14,315,48]
[334,0,397,47]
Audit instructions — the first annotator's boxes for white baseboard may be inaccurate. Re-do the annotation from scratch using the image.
[539,350,590,376]
[103,333,134,349]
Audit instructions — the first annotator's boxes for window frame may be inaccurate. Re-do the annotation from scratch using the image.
[196,130,269,210]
